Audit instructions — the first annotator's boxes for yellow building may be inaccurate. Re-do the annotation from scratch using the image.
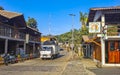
[41,36,57,43]
[41,37,50,42]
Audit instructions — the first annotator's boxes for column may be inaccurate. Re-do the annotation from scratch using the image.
[33,43,35,54]
[101,14,105,66]
[24,42,26,54]
[5,39,8,53]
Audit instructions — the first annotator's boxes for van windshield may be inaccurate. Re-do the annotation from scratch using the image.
[42,47,53,51]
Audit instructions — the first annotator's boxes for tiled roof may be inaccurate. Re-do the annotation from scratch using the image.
[0,10,22,19]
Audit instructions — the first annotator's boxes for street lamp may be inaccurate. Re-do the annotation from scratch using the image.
[69,14,75,59]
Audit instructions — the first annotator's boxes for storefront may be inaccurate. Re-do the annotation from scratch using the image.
[87,6,120,67]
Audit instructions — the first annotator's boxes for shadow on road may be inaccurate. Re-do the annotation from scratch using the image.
[57,54,64,58]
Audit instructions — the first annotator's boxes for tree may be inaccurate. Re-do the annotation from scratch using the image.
[79,12,88,29]
[0,6,4,10]
[26,17,38,29]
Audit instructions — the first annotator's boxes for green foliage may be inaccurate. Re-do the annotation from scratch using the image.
[79,12,88,28]
[55,27,89,43]
[55,12,89,53]
[55,31,72,43]
[56,12,89,44]
[26,17,38,29]
[0,6,4,10]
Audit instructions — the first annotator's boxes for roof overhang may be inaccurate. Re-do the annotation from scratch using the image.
[26,26,41,36]
[88,6,120,25]
[105,36,120,40]
[82,35,101,46]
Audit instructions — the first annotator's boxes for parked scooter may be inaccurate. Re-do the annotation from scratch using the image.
[2,52,17,66]
[3,53,10,66]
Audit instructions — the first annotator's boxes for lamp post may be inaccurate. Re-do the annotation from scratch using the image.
[69,14,75,59]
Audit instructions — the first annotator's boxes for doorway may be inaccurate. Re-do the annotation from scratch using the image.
[108,41,120,63]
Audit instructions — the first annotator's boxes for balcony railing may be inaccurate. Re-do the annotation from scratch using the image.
[29,35,40,42]
[0,23,40,42]
[106,25,120,36]
[0,24,25,39]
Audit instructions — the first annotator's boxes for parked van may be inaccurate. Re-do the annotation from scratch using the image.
[40,40,59,59]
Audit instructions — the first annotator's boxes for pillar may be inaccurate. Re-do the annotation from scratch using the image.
[5,39,8,53]
[33,43,35,54]
[24,42,26,54]
[101,14,105,66]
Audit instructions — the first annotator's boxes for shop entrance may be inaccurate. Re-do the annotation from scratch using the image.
[108,41,120,63]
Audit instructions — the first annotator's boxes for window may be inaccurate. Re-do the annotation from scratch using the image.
[118,42,120,50]
[42,47,53,51]
[110,42,115,51]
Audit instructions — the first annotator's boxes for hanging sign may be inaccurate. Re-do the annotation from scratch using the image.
[89,22,101,33]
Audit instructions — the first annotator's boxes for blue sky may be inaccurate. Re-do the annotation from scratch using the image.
[0,0,119,35]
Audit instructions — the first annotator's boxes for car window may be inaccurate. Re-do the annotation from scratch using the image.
[42,47,53,51]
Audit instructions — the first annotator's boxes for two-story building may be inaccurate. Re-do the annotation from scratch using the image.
[0,10,41,57]
[83,6,120,67]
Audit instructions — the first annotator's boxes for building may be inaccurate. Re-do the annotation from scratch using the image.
[84,6,120,67]
[0,10,41,57]
[41,36,57,44]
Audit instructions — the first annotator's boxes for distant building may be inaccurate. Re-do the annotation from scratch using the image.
[41,36,57,44]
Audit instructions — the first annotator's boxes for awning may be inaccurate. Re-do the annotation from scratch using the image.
[82,35,90,42]
[82,35,101,46]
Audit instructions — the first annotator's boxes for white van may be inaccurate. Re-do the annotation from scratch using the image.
[40,45,59,59]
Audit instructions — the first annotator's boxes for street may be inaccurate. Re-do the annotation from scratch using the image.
[0,50,88,75]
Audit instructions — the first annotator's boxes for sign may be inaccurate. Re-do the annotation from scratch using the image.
[89,22,101,33]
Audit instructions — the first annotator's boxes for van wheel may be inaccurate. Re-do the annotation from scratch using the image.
[51,56,54,60]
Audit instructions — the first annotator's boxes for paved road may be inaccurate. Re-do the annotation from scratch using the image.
[0,50,88,75]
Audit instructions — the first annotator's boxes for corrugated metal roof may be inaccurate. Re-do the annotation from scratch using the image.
[0,10,22,19]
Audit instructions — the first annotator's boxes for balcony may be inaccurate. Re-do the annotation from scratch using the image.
[29,35,40,42]
[0,24,25,40]
[106,25,120,36]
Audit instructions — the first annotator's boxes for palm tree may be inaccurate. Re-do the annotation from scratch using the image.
[79,12,88,29]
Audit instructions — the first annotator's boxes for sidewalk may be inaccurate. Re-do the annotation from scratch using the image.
[61,53,96,75]
[62,60,88,75]
[80,58,97,75]
[80,58,97,69]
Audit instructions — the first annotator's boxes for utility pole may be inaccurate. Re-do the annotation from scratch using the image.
[69,14,75,59]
